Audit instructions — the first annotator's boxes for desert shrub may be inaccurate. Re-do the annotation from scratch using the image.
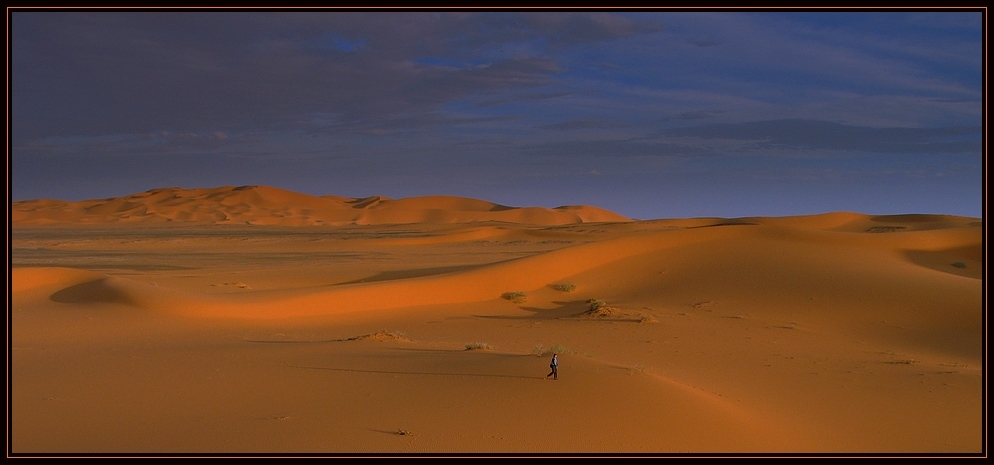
[629,365,648,375]
[501,291,527,303]
[534,343,578,356]
[549,344,571,355]
[586,298,605,311]
[951,262,967,268]
[347,330,410,342]
[550,282,577,292]
[533,344,572,356]
[465,342,494,350]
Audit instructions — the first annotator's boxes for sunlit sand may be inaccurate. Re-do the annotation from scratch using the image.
[10,186,983,454]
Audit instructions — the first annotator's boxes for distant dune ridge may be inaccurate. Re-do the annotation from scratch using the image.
[10,185,631,226]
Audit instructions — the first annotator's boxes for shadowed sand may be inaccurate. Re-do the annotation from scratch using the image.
[10,187,984,454]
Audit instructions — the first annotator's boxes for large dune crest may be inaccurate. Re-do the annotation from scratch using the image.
[11,185,631,226]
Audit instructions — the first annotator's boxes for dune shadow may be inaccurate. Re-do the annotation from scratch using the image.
[244,332,412,344]
[243,339,345,344]
[337,264,481,285]
[369,428,411,437]
[475,300,591,320]
[871,214,951,223]
[902,249,980,280]
[687,221,758,228]
[389,348,539,358]
[49,279,138,306]
[286,364,544,380]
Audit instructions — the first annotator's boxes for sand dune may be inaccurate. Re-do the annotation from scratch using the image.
[9,197,984,455]
[11,185,631,226]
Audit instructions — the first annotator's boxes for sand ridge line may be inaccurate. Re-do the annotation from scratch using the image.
[12,185,632,226]
[242,330,413,344]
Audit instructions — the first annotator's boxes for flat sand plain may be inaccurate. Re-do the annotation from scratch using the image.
[9,190,985,455]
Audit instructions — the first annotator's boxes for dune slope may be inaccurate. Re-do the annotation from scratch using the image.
[9,206,983,454]
[11,185,631,226]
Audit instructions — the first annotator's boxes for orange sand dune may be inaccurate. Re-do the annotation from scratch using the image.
[9,206,983,455]
[11,185,631,226]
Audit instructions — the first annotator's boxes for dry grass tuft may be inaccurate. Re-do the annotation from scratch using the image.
[348,330,411,342]
[629,364,648,375]
[533,343,574,356]
[465,342,494,351]
[501,291,527,303]
[550,282,577,292]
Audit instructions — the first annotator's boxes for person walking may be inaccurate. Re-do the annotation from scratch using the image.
[546,353,558,380]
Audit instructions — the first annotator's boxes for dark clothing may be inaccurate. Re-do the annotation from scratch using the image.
[546,355,558,380]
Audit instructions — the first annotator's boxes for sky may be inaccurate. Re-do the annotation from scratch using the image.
[8,9,986,220]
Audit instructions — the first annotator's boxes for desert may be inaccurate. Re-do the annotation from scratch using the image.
[9,185,984,455]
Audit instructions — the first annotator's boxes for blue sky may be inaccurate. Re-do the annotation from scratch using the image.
[9,9,985,219]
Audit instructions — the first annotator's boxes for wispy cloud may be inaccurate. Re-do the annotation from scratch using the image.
[540,119,630,131]
[666,119,981,154]
[10,10,983,217]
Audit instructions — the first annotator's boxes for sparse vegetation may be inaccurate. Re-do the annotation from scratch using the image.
[549,344,571,355]
[638,314,658,323]
[550,282,577,292]
[465,342,494,351]
[533,343,573,356]
[501,291,527,303]
[952,262,967,268]
[885,359,919,365]
[629,364,648,375]
[865,226,907,233]
[587,298,605,311]
[347,330,410,342]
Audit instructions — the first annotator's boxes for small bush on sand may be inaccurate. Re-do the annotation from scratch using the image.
[535,344,570,356]
[951,262,967,268]
[535,344,582,356]
[549,344,571,355]
[587,298,605,311]
[550,282,577,292]
[502,291,527,303]
[347,330,410,342]
[465,342,494,351]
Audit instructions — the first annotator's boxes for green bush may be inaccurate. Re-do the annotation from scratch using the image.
[550,282,577,292]
[501,291,527,303]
